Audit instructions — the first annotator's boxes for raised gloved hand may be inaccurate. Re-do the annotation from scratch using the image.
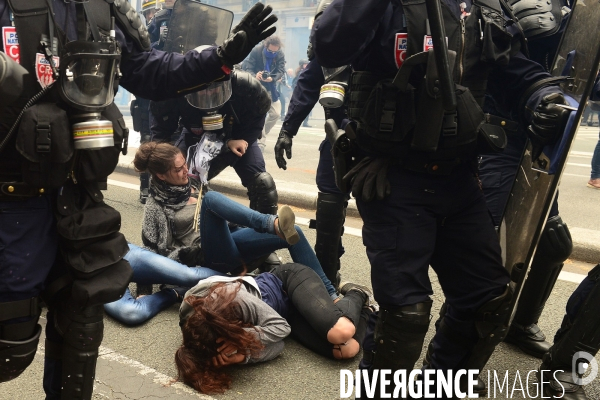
[342,157,391,202]
[217,3,278,68]
[527,92,572,159]
[274,129,293,170]
[178,245,205,267]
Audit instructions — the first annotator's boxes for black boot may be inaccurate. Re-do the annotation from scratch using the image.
[313,192,348,288]
[506,215,572,359]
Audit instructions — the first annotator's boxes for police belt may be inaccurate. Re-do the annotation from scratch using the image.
[0,181,47,201]
[400,155,465,175]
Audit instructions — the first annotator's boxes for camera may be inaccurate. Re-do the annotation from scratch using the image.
[261,71,270,80]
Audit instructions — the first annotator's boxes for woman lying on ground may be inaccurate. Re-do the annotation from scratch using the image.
[104,142,338,325]
[176,263,375,394]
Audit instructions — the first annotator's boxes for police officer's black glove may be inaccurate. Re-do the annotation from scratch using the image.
[527,93,571,160]
[159,27,168,46]
[274,129,293,170]
[343,157,391,202]
[217,3,278,68]
[178,245,205,267]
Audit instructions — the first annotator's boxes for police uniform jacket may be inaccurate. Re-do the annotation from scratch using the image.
[0,0,230,173]
[312,0,558,160]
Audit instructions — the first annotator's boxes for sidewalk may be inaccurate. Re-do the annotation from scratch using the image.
[114,143,600,265]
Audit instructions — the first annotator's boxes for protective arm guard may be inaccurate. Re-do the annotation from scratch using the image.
[507,0,565,40]
[108,0,151,51]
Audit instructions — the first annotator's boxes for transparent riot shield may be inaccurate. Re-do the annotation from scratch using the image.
[500,0,600,324]
[163,0,233,54]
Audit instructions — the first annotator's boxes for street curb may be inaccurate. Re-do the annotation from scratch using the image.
[115,161,599,264]
[114,161,362,219]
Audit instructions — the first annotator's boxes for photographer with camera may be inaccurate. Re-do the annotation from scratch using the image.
[242,36,286,152]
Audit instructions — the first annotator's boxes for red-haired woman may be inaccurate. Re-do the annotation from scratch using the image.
[176,263,375,394]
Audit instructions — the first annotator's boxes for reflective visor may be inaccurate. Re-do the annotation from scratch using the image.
[185,80,232,110]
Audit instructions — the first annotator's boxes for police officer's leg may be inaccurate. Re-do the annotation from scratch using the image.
[240,142,278,215]
[505,205,572,358]
[356,166,437,382]
[427,169,511,393]
[538,264,600,399]
[0,196,56,385]
[312,139,349,287]
[258,100,281,152]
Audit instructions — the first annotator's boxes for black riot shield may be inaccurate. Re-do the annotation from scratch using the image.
[500,0,600,325]
[163,0,233,54]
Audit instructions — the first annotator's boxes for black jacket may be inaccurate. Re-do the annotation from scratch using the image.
[242,44,286,102]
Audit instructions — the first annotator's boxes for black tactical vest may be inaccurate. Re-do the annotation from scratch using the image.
[352,0,519,164]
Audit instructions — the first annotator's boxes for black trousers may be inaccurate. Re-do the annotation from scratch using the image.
[269,264,370,358]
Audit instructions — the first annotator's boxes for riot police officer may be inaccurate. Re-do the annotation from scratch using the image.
[275,57,349,287]
[537,79,600,400]
[0,2,277,399]
[479,0,573,359]
[274,0,350,288]
[151,68,279,216]
[313,0,571,395]
[147,0,173,50]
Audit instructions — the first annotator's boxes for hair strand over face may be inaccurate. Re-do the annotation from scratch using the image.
[175,282,264,394]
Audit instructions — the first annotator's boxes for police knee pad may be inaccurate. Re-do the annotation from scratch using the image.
[314,192,349,284]
[52,301,105,400]
[371,301,432,371]
[0,325,42,383]
[512,215,572,328]
[462,286,513,371]
[247,172,278,215]
[535,215,573,266]
[0,296,42,383]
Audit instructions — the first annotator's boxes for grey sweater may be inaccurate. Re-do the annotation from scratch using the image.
[141,197,199,262]
[180,276,291,364]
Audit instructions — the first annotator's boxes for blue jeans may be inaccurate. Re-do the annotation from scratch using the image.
[104,244,225,325]
[591,133,600,179]
[201,191,337,298]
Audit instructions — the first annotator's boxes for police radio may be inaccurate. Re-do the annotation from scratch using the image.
[319,65,351,108]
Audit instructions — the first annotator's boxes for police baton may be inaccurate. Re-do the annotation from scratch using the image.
[425,0,457,113]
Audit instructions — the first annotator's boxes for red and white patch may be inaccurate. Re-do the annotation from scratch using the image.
[423,35,434,52]
[2,26,19,64]
[394,33,408,69]
[35,53,59,89]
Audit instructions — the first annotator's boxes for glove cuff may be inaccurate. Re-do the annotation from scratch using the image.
[216,46,234,69]
[279,129,293,139]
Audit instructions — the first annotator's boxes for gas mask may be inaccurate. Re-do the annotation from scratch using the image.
[319,65,352,108]
[57,22,121,150]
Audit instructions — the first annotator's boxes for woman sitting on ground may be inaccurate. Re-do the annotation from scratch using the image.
[176,263,375,394]
[104,142,338,325]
